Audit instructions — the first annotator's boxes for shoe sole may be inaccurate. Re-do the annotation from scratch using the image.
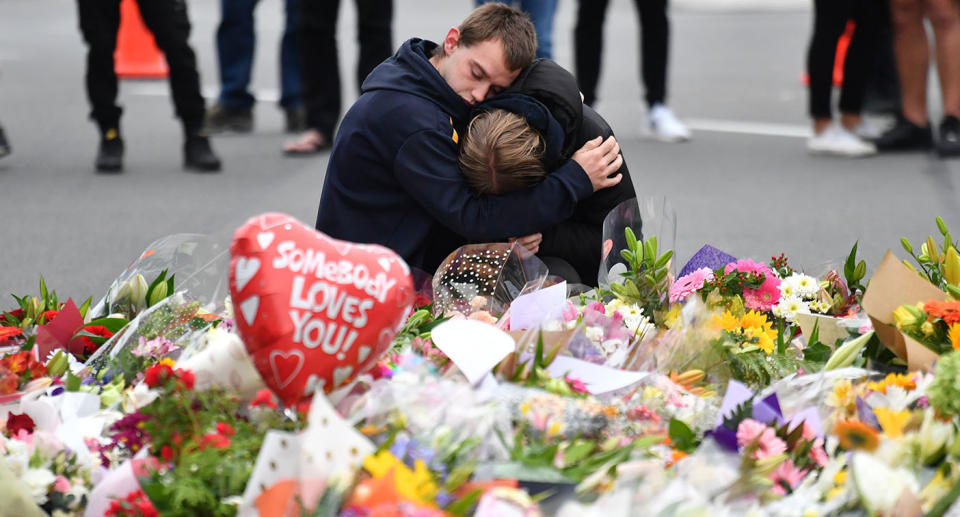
[184,162,222,172]
[807,147,876,158]
[96,163,123,173]
[204,123,253,134]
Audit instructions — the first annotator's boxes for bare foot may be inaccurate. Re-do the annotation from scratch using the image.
[283,129,331,155]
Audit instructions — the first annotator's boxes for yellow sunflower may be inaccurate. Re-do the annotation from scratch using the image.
[834,419,880,452]
[714,311,740,332]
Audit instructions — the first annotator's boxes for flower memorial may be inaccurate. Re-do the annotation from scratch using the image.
[4,212,960,516]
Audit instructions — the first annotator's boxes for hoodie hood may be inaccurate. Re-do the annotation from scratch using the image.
[361,38,472,124]
[507,59,584,158]
[473,93,566,171]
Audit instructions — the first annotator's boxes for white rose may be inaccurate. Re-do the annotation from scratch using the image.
[22,468,56,504]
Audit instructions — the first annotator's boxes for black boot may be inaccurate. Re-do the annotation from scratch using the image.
[96,128,124,172]
[0,126,10,159]
[184,135,222,172]
[204,104,253,134]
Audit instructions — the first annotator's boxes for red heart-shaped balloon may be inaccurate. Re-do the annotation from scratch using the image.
[229,213,413,405]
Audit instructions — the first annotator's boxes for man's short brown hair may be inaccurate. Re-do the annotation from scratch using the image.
[459,109,547,195]
[457,4,537,70]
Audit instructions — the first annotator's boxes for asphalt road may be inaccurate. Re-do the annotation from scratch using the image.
[0,0,957,303]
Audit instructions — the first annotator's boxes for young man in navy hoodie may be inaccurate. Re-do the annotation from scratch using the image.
[315,4,623,273]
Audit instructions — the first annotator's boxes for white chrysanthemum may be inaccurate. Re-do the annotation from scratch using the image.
[23,468,56,504]
[779,283,796,298]
[776,295,810,322]
[792,273,820,297]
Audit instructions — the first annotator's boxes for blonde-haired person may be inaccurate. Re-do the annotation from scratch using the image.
[459,59,636,285]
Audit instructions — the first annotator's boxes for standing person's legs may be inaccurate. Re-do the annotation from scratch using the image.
[285,0,341,154]
[137,0,221,170]
[215,0,259,110]
[77,0,123,135]
[520,0,559,59]
[574,0,610,107]
[634,0,669,108]
[355,0,393,89]
[875,0,934,150]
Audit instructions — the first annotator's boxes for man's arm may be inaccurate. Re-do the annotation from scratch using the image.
[394,128,615,241]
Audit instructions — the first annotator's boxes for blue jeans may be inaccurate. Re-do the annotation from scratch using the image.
[216,0,302,109]
[476,0,557,59]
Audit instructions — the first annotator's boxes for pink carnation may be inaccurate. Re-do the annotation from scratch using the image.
[669,267,714,303]
[770,459,808,495]
[736,418,767,447]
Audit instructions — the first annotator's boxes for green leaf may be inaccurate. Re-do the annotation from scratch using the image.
[620,249,633,263]
[844,242,858,282]
[654,250,674,270]
[625,227,637,251]
[668,418,698,453]
[947,284,960,301]
[66,371,83,391]
[39,276,48,304]
[446,489,482,517]
[562,441,596,465]
[82,317,129,334]
[804,342,832,363]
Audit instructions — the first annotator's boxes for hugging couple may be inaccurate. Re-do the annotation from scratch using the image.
[315,4,636,286]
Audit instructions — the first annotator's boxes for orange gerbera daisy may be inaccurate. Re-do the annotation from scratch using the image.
[834,419,880,452]
[0,326,22,345]
[925,299,960,325]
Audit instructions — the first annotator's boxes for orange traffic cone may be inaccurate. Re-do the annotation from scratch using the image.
[114,0,169,79]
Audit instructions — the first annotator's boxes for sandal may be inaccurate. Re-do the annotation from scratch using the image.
[283,129,331,156]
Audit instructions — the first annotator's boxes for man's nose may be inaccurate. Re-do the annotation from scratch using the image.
[473,84,490,102]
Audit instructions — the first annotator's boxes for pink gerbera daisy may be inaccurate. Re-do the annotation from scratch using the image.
[669,267,715,303]
[770,459,809,495]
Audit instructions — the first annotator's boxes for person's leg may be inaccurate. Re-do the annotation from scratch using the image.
[76,0,125,171]
[635,0,669,108]
[807,0,848,133]
[295,0,341,146]
[874,0,934,150]
[838,0,880,129]
[215,0,258,109]
[927,0,960,117]
[574,0,609,107]
[890,0,929,126]
[280,0,303,111]
[521,0,558,59]
[354,0,393,91]
[77,0,123,134]
[137,0,221,170]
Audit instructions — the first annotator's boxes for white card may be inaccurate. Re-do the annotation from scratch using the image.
[546,355,648,395]
[430,319,515,384]
[508,281,567,330]
[239,431,301,517]
[299,394,374,479]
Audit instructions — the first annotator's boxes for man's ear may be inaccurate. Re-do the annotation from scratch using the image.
[442,27,461,56]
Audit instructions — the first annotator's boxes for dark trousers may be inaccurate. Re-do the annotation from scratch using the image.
[216,0,302,110]
[806,0,880,119]
[301,0,393,137]
[76,0,206,135]
[575,0,669,108]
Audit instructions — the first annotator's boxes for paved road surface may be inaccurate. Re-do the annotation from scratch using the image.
[0,0,957,302]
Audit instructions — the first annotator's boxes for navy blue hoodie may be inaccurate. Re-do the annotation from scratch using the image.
[314,39,594,273]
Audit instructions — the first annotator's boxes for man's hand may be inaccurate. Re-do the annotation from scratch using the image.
[508,233,542,254]
[572,136,623,192]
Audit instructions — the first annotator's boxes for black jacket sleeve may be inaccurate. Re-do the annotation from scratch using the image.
[539,105,637,284]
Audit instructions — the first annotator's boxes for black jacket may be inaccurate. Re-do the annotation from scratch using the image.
[500,59,638,284]
[314,40,594,273]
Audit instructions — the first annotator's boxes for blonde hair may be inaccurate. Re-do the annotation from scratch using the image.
[459,109,547,195]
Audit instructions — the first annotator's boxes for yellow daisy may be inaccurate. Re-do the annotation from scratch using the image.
[874,408,911,439]
[714,311,740,332]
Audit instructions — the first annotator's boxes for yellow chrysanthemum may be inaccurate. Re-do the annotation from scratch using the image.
[714,311,740,332]
[745,327,775,354]
[158,357,176,368]
[874,407,911,439]
[827,379,856,412]
[949,324,960,351]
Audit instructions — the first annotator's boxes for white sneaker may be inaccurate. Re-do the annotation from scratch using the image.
[806,124,877,157]
[649,104,692,142]
[852,115,894,140]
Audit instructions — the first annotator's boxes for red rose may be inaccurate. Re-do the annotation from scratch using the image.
[250,389,279,410]
[160,445,175,462]
[6,412,35,436]
[413,295,432,308]
[77,325,115,355]
[216,422,235,437]
[41,310,60,323]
